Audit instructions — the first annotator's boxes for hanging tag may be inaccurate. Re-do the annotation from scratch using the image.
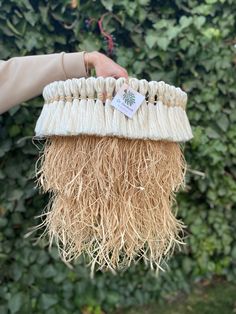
[111,83,145,119]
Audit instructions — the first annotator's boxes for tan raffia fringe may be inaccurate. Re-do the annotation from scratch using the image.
[35,135,187,274]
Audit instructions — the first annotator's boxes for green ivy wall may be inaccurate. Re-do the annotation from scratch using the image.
[0,0,236,313]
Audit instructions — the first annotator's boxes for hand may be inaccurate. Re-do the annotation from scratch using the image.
[84,51,128,79]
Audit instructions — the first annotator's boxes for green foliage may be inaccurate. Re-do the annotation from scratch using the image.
[121,280,236,314]
[0,0,236,313]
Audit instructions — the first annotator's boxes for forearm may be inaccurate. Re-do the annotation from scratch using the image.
[0,51,88,114]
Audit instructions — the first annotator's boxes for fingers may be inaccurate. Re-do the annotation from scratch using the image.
[93,51,129,79]
[113,67,128,79]
[116,63,129,78]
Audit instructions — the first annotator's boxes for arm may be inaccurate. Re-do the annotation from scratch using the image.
[0,51,88,114]
[0,51,128,114]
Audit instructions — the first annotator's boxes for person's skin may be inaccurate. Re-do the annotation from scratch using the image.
[0,50,128,114]
[84,51,128,79]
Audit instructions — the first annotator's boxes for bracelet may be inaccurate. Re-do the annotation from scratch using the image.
[84,51,92,77]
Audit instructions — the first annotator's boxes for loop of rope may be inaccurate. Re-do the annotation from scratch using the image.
[43,77,187,109]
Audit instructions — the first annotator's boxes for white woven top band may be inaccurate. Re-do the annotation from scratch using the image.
[35,76,193,142]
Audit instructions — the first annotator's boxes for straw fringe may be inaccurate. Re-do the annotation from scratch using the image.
[35,135,187,274]
[33,76,192,274]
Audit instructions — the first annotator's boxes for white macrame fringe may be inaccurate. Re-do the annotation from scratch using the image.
[35,76,193,142]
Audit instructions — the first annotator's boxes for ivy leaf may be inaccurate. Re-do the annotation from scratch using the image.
[40,294,58,310]
[216,114,229,132]
[9,125,21,137]
[153,20,169,30]
[206,127,220,139]
[101,0,114,11]
[78,36,102,52]
[179,16,193,28]
[145,32,157,48]
[166,26,181,40]
[194,16,206,29]
[8,293,22,314]
[157,37,170,50]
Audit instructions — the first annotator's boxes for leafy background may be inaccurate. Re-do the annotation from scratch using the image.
[0,0,236,313]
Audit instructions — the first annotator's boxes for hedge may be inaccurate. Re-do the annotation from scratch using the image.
[0,0,236,313]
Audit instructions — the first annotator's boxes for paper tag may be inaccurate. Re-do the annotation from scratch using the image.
[111,83,145,119]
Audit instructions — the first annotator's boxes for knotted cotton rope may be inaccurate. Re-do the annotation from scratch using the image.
[33,76,193,275]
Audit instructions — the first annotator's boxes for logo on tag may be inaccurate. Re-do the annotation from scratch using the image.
[111,83,145,119]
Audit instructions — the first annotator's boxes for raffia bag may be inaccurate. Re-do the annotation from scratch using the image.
[33,76,193,274]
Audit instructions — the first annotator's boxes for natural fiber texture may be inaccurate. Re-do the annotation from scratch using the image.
[35,135,186,274]
[32,76,193,275]
[35,77,193,142]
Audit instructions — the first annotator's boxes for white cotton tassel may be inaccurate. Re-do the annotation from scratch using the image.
[156,81,171,140]
[67,78,80,135]
[137,79,149,140]
[74,78,87,135]
[149,81,167,140]
[147,81,160,140]
[42,83,59,136]
[168,87,188,141]
[112,77,128,138]
[84,77,96,135]
[35,85,51,137]
[60,80,73,135]
[43,83,55,135]
[165,85,180,141]
[177,89,193,141]
[174,107,188,141]
[34,104,47,137]
[104,77,116,136]
[93,77,106,136]
[127,78,140,138]
[49,81,66,135]
[163,84,178,141]
[170,88,189,142]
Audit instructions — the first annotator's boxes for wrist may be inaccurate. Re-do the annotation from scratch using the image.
[84,51,98,70]
[63,52,89,79]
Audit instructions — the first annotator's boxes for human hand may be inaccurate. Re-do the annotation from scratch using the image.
[84,51,128,79]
